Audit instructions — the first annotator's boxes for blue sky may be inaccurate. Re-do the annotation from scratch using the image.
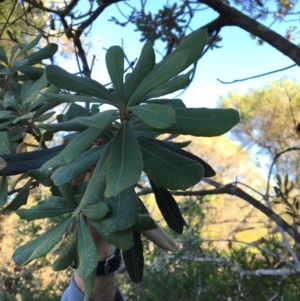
[60,1,300,108]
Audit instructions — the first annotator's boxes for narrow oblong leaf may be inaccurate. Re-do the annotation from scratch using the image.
[45,65,116,105]
[52,232,77,271]
[59,183,78,208]
[0,176,8,207]
[15,33,43,59]
[52,146,104,186]
[76,110,117,130]
[131,214,157,233]
[0,132,11,154]
[128,50,190,106]
[129,104,175,129]
[16,196,73,221]
[26,43,58,65]
[138,137,204,190]
[73,141,112,216]
[105,122,142,197]
[141,224,179,252]
[4,178,33,212]
[106,46,124,103]
[0,46,9,65]
[91,220,134,251]
[124,41,155,103]
[13,217,72,265]
[149,178,184,234]
[42,127,103,170]
[166,108,240,137]
[122,233,144,283]
[77,215,98,279]
[83,269,96,301]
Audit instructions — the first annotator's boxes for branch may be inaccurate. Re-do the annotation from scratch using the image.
[199,0,300,65]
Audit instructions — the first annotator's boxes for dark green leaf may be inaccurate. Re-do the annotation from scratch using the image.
[138,137,203,190]
[149,178,184,234]
[77,215,98,279]
[15,33,43,59]
[82,202,110,220]
[39,121,88,132]
[128,50,190,106]
[145,70,193,99]
[131,214,157,232]
[106,46,124,103]
[101,188,141,232]
[122,232,144,283]
[45,66,116,105]
[91,220,133,251]
[59,183,78,208]
[4,178,33,211]
[34,111,55,122]
[129,104,175,129]
[52,145,104,186]
[13,216,72,265]
[166,108,240,137]
[52,232,77,271]
[65,103,92,121]
[27,169,53,186]
[17,66,44,80]
[76,110,117,130]
[143,136,215,177]
[105,122,143,197]
[124,41,155,103]
[16,196,73,221]
[42,127,103,170]
[0,132,11,154]
[0,176,8,207]
[0,45,8,65]
[26,43,58,65]
[83,269,96,301]
[73,141,112,216]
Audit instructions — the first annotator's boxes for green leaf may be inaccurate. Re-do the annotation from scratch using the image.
[39,121,88,132]
[45,66,117,105]
[4,178,33,212]
[26,43,58,65]
[13,113,34,124]
[124,41,155,103]
[82,202,110,220]
[138,137,203,190]
[0,132,11,154]
[0,46,9,65]
[131,214,157,232]
[91,220,133,251]
[10,44,22,63]
[122,233,144,283]
[105,122,143,197]
[59,183,78,208]
[129,104,175,129]
[0,176,8,207]
[101,188,140,232]
[143,136,216,177]
[13,216,72,265]
[52,232,77,271]
[128,50,190,106]
[156,29,207,74]
[77,215,98,279]
[42,127,103,170]
[76,110,117,130]
[40,93,108,104]
[16,196,73,221]
[17,66,44,80]
[73,141,112,216]
[15,33,43,59]
[34,111,55,122]
[64,103,91,121]
[166,108,240,137]
[149,178,184,234]
[27,169,53,186]
[52,146,104,186]
[106,46,124,103]
[145,70,193,99]
[83,269,96,301]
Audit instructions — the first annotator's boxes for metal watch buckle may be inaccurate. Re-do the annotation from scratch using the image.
[104,252,115,274]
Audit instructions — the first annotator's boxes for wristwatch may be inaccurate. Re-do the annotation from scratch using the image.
[71,248,121,275]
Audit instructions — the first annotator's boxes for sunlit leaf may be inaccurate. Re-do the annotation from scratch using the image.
[105,122,142,197]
